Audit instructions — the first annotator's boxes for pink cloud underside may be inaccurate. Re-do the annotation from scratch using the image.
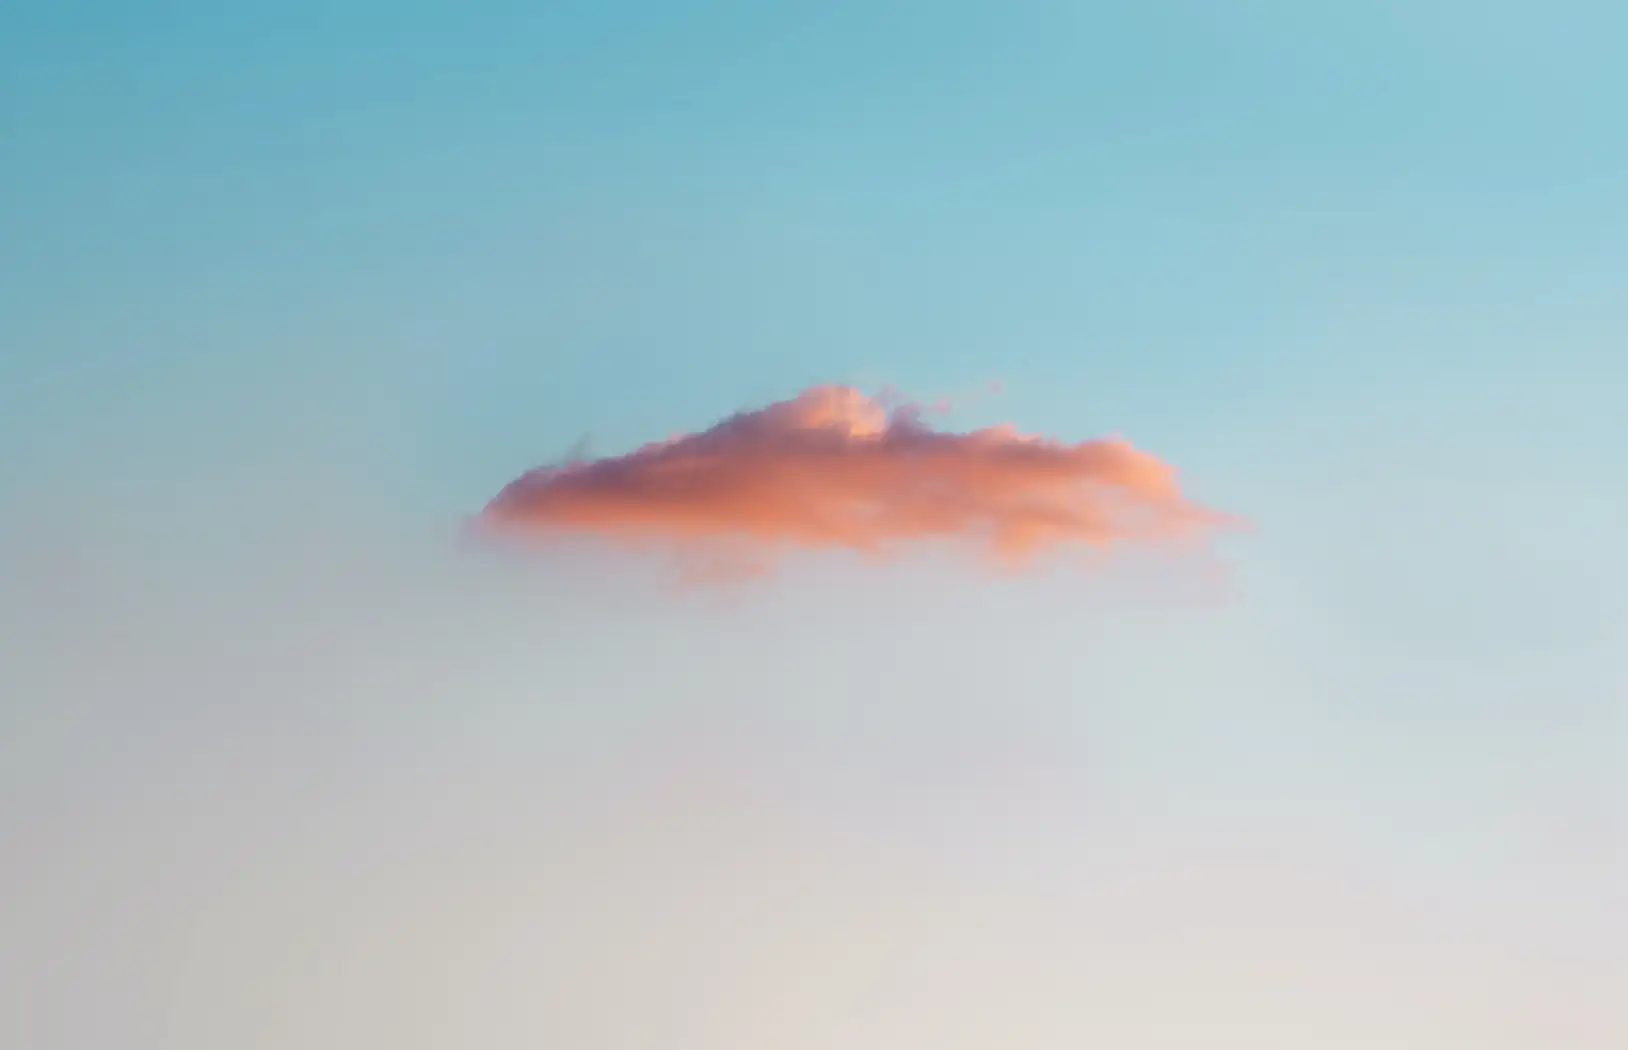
[475,386,1239,577]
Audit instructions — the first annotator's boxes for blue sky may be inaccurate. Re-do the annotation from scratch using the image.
[5,0,1625,508]
[3,2,1626,1046]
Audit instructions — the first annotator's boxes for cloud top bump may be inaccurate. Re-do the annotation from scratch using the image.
[476,385,1236,576]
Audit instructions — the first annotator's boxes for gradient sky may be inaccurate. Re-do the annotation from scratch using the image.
[3,2,1626,1047]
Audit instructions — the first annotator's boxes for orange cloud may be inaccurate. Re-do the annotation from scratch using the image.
[474,386,1238,577]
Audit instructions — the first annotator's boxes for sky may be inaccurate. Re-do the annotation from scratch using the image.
[2,1,1626,1047]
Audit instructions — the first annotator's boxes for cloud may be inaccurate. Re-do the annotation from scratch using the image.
[474,385,1238,577]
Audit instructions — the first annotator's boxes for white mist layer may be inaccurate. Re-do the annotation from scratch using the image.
[2,481,1623,1050]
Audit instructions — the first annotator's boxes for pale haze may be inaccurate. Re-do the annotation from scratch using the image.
[3,2,1626,1047]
